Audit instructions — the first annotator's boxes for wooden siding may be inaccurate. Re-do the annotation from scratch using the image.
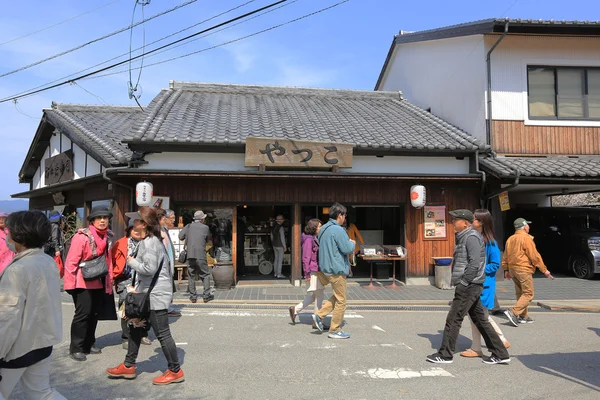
[120,176,480,277]
[493,120,600,155]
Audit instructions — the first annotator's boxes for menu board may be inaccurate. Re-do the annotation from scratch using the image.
[424,205,447,239]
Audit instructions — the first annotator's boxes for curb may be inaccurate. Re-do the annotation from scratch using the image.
[537,301,600,312]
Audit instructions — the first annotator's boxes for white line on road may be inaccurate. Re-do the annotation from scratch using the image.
[175,342,188,345]
[352,367,453,379]
[372,325,386,332]
[204,311,364,318]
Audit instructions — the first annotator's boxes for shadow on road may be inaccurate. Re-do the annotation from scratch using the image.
[517,352,600,392]
[588,327,600,337]
[417,330,472,352]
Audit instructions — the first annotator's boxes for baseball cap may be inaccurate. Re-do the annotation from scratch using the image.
[449,209,474,223]
[514,218,531,229]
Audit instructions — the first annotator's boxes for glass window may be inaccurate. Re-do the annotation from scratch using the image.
[588,69,600,118]
[528,68,556,117]
[557,69,585,118]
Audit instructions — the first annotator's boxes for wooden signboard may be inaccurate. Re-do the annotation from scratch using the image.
[245,137,353,168]
[44,150,74,185]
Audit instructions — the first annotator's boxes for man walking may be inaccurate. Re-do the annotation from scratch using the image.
[503,218,553,326]
[427,209,510,365]
[159,209,181,317]
[179,211,213,303]
[312,203,355,339]
[271,215,287,279]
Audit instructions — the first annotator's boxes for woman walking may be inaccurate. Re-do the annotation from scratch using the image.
[0,212,15,274]
[111,219,152,349]
[461,209,510,358]
[0,211,65,399]
[289,219,325,327]
[106,207,184,385]
[64,205,115,361]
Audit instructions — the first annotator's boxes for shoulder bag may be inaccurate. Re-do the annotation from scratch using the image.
[125,252,163,320]
[79,232,109,281]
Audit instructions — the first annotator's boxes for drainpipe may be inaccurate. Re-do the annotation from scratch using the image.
[486,162,521,200]
[102,166,137,211]
[474,150,487,209]
[486,19,509,146]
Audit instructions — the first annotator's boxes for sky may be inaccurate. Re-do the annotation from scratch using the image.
[0,0,596,200]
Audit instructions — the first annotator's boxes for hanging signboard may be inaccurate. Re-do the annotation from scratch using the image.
[424,205,447,239]
[44,150,74,185]
[499,191,510,211]
[245,137,353,168]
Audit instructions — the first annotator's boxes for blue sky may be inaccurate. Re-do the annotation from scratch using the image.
[0,0,594,200]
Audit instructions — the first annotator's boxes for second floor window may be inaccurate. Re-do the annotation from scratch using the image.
[528,66,600,120]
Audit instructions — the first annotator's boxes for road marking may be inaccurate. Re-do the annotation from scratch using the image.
[372,325,386,332]
[175,342,188,345]
[351,367,453,379]
[204,311,364,318]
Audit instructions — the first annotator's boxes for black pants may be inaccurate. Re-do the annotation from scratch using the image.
[124,310,180,372]
[188,258,211,300]
[69,288,103,354]
[438,283,509,360]
[120,317,149,341]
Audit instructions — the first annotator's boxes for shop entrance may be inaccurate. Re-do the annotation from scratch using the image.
[236,205,293,280]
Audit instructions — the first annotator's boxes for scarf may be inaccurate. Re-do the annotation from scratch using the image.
[89,225,107,255]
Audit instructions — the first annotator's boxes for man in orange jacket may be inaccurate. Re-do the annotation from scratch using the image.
[502,218,554,326]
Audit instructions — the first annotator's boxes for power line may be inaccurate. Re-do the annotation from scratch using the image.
[0,0,200,80]
[13,100,38,120]
[92,0,349,80]
[0,0,290,104]
[128,1,151,100]
[70,81,109,105]
[0,0,122,47]
[3,0,275,101]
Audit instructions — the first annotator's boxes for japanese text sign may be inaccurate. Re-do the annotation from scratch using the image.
[245,137,353,168]
[44,150,74,185]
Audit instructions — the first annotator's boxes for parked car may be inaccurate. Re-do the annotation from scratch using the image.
[504,207,600,279]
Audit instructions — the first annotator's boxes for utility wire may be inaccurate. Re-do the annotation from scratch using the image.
[13,100,38,120]
[70,81,109,105]
[0,0,199,79]
[3,0,275,101]
[92,0,348,80]
[128,1,151,100]
[0,0,290,104]
[0,0,122,47]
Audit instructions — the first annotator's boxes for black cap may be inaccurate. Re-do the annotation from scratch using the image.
[88,206,113,221]
[449,209,474,223]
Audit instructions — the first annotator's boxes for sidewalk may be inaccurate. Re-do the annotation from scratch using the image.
[169,273,600,310]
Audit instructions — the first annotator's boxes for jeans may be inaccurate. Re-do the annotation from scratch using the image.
[316,273,347,333]
[438,283,509,360]
[69,288,103,354]
[273,247,284,277]
[188,258,211,300]
[0,355,66,400]
[124,309,180,373]
[510,269,534,318]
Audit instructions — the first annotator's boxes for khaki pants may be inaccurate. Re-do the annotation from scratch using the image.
[510,269,534,318]
[316,273,347,333]
[0,356,66,400]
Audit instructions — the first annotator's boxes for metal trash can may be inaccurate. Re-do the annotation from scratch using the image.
[433,258,453,290]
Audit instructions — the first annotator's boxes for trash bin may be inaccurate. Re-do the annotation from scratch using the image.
[433,258,453,290]
[375,262,391,280]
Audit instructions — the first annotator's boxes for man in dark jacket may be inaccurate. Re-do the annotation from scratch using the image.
[44,210,64,259]
[426,209,510,365]
[179,211,212,303]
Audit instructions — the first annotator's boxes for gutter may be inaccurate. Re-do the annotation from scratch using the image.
[485,156,521,201]
[102,162,145,211]
[486,19,509,146]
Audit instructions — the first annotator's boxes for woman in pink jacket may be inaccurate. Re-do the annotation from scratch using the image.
[64,205,115,362]
[0,212,15,274]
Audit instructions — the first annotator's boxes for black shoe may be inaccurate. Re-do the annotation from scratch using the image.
[482,355,511,365]
[190,297,197,303]
[168,310,182,317]
[519,316,534,324]
[203,295,214,303]
[70,352,87,362]
[504,309,520,327]
[88,345,102,354]
[426,353,453,364]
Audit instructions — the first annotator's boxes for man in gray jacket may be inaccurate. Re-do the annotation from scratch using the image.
[426,209,510,365]
[179,211,212,303]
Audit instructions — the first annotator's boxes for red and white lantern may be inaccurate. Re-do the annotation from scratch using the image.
[410,185,426,208]
[136,181,153,206]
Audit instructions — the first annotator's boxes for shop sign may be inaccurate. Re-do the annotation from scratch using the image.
[499,191,510,211]
[424,205,447,239]
[245,137,353,168]
[44,150,74,185]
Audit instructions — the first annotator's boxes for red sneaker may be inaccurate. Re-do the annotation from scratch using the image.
[106,363,136,379]
[152,369,185,385]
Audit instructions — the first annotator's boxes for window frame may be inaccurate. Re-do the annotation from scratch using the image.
[527,65,600,121]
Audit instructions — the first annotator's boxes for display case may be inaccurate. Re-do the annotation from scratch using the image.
[382,245,407,258]
[360,244,384,257]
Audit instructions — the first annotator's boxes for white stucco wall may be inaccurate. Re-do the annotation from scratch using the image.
[140,152,470,175]
[61,134,72,152]
[378,35,488,142]
[49,132,60,156]
[72,144,86,180]
[487,35,600,127]
[86,154,101,176]
[33,166,41,190]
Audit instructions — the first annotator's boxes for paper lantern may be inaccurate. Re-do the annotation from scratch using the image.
[410,185,426,208]
[136,181,154,206]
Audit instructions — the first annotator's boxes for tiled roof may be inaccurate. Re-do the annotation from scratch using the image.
[126,82,486,153]
[480,155,600,178]
[46,103,141,166]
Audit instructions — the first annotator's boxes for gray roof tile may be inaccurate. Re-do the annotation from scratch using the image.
[126,82,486,153]
[480,155,600,179]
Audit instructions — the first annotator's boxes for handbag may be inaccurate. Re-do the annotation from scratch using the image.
[125,255,163,320]
[178,249,187,264]
[78,231,109,281]
[54,255,64,278]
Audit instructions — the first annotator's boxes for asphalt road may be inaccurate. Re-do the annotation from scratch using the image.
[8,305,600,400]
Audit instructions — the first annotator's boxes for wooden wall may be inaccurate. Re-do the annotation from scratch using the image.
[128,176,481,277]
[493,120,600,155]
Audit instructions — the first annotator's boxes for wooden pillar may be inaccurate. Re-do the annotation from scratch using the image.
[232,206,237,286]
[292,203,301,286]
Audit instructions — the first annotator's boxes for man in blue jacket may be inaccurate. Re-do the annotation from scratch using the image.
[312,203,355,339]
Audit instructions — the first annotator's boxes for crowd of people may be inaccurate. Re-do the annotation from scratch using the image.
[0,200,553,398]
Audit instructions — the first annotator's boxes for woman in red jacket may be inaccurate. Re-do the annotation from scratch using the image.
[64,205,115,362]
